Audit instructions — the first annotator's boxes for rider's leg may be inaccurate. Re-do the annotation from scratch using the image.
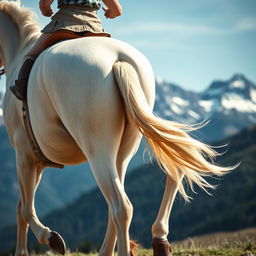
[10,56,36,100]
[10,29,90,100]
[10,33,53,100]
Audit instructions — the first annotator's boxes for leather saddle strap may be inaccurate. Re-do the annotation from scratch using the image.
[0,68,4,76]
[43,29,111,50]
[22,100,64,169]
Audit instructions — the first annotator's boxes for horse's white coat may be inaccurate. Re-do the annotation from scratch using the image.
[0,2,233,256]
[28,37,155,165]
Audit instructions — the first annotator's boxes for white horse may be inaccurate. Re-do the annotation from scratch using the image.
[0,1,233,256]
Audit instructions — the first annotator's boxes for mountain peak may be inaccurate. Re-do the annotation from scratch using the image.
[154,73,256,141]
[230,73,246,82]
[228,73,250,90]
[202,73,256,100]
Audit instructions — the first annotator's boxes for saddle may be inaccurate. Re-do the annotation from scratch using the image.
[42,29,111,49]
[22,30,110,169]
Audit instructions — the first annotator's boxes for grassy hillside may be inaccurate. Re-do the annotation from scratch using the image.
[30,228,256,256]
[1,126,256,254]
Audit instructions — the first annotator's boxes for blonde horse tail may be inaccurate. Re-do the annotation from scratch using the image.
[113,61,235,200]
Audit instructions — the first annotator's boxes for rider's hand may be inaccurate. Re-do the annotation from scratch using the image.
[39,0,54,17]
[102,6,122,18]
[102,0,122,19]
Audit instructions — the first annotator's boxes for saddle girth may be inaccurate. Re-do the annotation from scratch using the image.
[22,100,64,169]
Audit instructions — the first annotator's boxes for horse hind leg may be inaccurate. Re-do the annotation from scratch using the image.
[99,124,142,256]
[88,146,133,256]
[151,174,184,256]
[15,153,66,255]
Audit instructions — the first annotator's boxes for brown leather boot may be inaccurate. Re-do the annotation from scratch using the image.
[10,56,35,100]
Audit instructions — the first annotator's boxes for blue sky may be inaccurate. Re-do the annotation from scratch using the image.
[1,0,256,92]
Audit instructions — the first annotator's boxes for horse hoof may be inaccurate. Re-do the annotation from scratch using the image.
[152,237,172,256]
[48,231,66,255]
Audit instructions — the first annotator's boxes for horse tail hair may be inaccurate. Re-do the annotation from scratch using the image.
[113,61,235,201]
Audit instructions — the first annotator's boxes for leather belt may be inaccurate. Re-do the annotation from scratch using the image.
[0,68,5,76]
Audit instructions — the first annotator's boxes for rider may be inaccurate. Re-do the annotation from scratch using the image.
[10,0,122,100]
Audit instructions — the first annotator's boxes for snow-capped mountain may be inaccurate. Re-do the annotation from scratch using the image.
[201,74,256,114]
[154,74,256,141]
[0,109,3,126]
[154,79,202,124]
[0,91,3,126]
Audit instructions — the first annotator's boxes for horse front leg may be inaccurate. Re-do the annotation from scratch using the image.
[16,196,29,256]
[15,152,66,255]
[15,159,43,256]
[151,174,184,256]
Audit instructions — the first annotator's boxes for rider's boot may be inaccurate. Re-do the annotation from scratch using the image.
[10,56,35,100]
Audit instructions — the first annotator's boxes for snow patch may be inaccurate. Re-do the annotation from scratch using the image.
[250,88,256,103]
[221,93,256,112]
[188,110,200,119]
[172,97,189,106]
[0,108,4,126]
[198,100,214,112]
[229,80,245,89]
[171,104,183,114]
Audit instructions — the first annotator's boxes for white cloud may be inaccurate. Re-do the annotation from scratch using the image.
[112,18,256,37]
[113,22,223,36]
[127,39,174,50]
[233,18,256,32]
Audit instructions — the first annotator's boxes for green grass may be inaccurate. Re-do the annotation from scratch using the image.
[168,227,256,256]
[32,228,256,256]
[33,245,256,256]
[32,243,256,256]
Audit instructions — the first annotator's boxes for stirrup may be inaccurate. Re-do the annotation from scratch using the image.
[10,81,27,100]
